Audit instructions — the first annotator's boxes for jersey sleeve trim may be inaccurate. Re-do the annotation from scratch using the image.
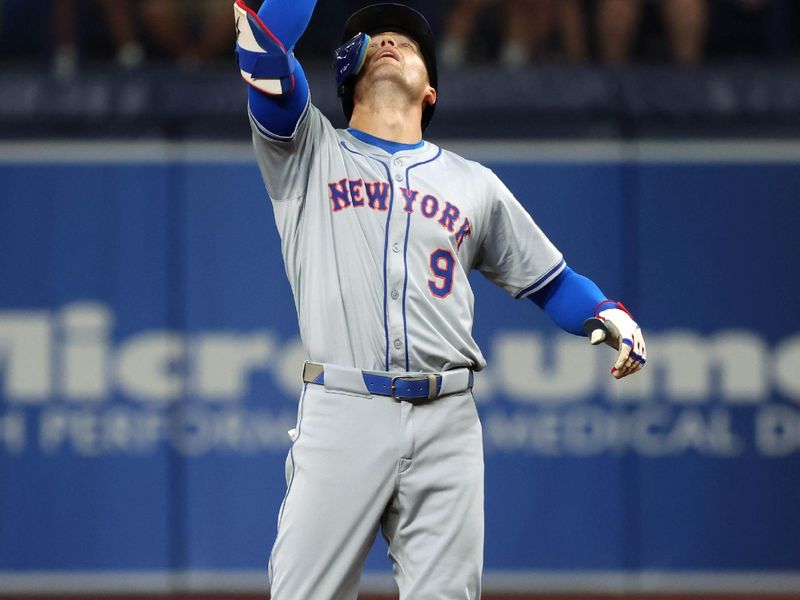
[513,257,566,299]
[248,94,311,143]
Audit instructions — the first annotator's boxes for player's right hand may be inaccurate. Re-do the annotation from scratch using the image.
[585,303,646,379]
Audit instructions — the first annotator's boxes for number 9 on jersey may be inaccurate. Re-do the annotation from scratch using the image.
[428,248,455,298]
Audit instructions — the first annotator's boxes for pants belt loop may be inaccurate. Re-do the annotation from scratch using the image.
[427,373,438,400]
[302,361,324,384]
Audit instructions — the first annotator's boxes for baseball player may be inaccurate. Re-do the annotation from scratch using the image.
[234,1,646,598]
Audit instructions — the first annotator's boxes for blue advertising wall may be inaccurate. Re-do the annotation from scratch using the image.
[1,142,799,593]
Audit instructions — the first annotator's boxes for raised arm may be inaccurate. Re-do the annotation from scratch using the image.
[234,0,317,139]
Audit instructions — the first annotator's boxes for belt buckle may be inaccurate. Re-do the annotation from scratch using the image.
[389,374,437,402]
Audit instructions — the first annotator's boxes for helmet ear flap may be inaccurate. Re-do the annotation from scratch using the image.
[333,33,370,121]
[334,32,371,89]
[334,32,370,124]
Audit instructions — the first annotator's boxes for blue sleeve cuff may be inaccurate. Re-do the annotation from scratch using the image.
[529,266,609,336]
[248,62,310,140]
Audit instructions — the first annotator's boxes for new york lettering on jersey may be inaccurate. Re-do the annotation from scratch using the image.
[327,178,474,250]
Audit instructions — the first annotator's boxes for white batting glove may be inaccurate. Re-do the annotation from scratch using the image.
[586,302,646,379]
[234,0,296,95]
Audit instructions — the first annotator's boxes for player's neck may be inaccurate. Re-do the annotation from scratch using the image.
[349,102,423,145]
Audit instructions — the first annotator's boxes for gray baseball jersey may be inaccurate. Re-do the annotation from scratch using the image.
[251,103,565,374]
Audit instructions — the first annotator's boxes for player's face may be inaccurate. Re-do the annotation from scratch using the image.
[365,32,424,75]
[357,32,433,104]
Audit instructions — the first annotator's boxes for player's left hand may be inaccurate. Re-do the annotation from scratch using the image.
[584,303,646,379]
[234,0,296,95]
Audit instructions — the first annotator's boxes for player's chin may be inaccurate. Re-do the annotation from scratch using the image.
[367,69,414,90]
[367,62,405,81]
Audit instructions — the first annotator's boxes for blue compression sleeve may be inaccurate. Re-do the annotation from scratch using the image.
[258,0,316,44]
[529,267,615,336]
[246,0,316,138]
[248,66,310,139]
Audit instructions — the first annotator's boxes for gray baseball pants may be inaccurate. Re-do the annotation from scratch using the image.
[268,368,484,600]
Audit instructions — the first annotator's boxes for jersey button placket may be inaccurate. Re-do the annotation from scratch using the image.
[387,162,407,370]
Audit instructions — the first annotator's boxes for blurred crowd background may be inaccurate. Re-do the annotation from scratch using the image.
[2,0,800,139]
[1,0,798,76]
